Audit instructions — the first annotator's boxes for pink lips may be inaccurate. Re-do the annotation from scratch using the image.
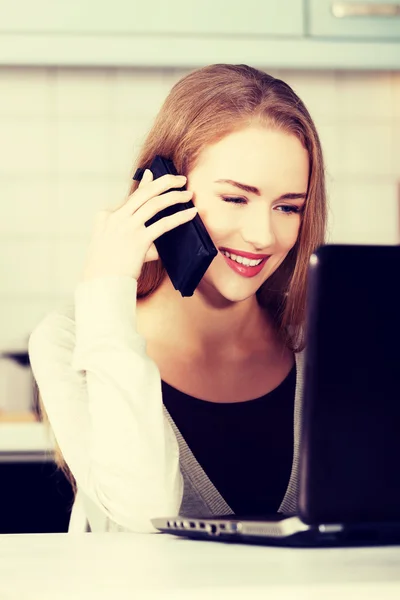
[219,247,270,260]
[220,250,270,278]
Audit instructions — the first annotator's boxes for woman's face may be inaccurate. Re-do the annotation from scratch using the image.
[186,125,309,303]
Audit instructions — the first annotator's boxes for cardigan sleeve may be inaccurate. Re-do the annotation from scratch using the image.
[28,275,183,533]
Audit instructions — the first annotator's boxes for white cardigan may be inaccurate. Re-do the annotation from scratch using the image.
[28,276,304,533]
[29,276,183,533]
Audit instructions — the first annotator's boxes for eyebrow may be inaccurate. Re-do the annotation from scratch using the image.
[214,179,307,201]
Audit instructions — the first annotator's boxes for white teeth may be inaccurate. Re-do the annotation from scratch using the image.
[221,250,263,267]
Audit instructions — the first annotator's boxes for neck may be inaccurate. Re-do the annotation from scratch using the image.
[143,275,277,361]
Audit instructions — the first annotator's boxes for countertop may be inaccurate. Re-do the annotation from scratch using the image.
[1,532,400,600]
[0,419,54,459]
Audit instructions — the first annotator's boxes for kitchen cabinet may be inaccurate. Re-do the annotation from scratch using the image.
[0,459,74,533]
[0,422,73,533]
[0,0,304,37]
[0,1,399,76]
[308,0,400,39]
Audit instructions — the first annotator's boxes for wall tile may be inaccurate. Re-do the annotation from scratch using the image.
[54,67,113,118]
[53,238,90,296]
[328,180,398,245]
[282,70,338,125]
[111,68,176,119]
[0,179,56,235]
[0,67,51,117]
[0,297,62,347]
[107,118,151,177]
[55,120,111,175]
[0,121,56,175]
[55,178,113,236]
[0,240,55,295]
[393,120,400,176]
[336,71,393,122]
[335,123,393,177]
[392,72,400,121]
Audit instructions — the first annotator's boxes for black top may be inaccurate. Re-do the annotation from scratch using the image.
[161,364,296,516]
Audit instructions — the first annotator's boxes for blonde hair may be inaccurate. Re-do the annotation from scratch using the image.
[36,63,327,498]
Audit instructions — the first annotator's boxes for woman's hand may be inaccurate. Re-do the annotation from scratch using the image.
[81,169,197,282]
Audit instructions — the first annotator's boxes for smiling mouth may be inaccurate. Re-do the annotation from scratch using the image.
[219,250,270,278]
[219,249,270,266]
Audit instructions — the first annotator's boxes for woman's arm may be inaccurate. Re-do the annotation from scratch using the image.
[28,275,183,533]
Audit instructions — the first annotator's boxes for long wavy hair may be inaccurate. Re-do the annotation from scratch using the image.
[36,63,327,500]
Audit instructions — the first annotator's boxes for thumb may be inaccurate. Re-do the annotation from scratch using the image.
[138,168,153,188]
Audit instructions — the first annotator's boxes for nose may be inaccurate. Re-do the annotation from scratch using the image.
[240,205,275,252]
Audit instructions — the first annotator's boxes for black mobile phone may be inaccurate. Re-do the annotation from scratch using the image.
[132,155,218,297]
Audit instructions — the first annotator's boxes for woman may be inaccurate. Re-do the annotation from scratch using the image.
[28,63,327,533]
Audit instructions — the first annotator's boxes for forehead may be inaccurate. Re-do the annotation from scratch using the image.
[193,126,309,192]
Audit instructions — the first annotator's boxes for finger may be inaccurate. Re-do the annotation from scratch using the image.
[134,188,193,226]
[143,241,160,263]
[108,170,153,215]
[145,206,198,244]
[124,173,187,215]
[138,168,153,189]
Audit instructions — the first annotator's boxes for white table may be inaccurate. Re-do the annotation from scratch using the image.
[1,533,400,600]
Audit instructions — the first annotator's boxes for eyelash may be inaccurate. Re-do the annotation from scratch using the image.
[220,196,303,215]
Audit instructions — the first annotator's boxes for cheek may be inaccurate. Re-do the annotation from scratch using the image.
[197,205,234,239]
[273,216,302,249]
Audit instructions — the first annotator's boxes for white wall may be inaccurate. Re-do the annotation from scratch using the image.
[0,66,399,346]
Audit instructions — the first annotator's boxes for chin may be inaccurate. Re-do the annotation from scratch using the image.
[197,254,278,304]
[197,276,260,305]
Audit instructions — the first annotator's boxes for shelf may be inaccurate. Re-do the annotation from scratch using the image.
[0,411,37,423]
[0,421,55,455]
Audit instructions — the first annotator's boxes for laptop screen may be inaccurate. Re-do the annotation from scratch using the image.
[299,244,400,524]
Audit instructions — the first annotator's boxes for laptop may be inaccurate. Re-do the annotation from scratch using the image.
[151,244,400,547]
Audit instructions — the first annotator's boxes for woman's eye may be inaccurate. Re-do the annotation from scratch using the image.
[220,196,247,205]
[220,196,303,215]
[275,205,302,215]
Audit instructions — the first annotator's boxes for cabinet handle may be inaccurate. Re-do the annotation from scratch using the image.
[332,2,400,18]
